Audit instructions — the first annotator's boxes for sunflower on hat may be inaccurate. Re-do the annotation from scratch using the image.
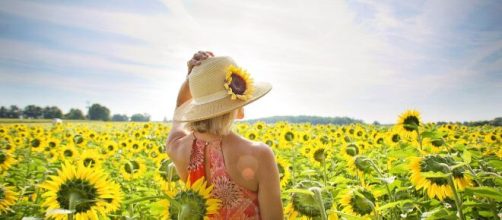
[224,64,255,101]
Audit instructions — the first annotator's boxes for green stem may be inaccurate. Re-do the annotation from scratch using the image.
[68,192,79,220]
[311,187,327,220]
[447,175,465,220]
[322,158,327,186]
[368,159,396,219]
[416,129,422,151]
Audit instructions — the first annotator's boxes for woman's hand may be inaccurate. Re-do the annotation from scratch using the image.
[187,51,214,74]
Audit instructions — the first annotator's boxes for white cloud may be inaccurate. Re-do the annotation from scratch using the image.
[0,0,500,123]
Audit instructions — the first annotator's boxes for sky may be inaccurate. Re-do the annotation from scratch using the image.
[0,0,501,123]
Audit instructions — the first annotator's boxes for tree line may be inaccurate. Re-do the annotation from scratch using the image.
[0,104,150,122]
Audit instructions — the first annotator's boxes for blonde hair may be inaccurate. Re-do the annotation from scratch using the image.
[186,109,238,136]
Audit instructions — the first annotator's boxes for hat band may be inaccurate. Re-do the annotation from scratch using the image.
[192,90,229,105]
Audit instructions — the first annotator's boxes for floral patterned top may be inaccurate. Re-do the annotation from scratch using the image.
[188,132,261,219]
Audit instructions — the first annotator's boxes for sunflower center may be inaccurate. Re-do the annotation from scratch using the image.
[431,139,444,147]
[56,179,98,213]
[392,134,400,143]
[313,149,326,162]
[284,131,294,141]
[107,145,114,151]
[124,161,140,174]
[83,158,96,167]
[350,189,376,216]
[229,73,247,95]
[265,140,273,146]
[31,139,41,148]
[64,149,73,157]
[132,143,139,150]
[248,133,256,140]
[403,116,420,132]
[73,135,84,145]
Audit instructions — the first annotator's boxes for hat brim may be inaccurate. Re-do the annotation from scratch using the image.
[173,82,272,122]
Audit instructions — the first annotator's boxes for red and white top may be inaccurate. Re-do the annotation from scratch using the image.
[188,132,261,219]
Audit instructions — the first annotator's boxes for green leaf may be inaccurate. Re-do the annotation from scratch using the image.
[421,131,436,138]
[462,150,471,164]
[389,163,408,174]
[464,187,502,202]
[421,208,456,220]
[487,159,502,170]
[376,199,413,211]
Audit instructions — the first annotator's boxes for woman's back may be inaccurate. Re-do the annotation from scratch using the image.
[188,132,261,219]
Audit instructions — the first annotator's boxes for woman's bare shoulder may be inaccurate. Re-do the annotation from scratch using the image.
[232,133,273,156]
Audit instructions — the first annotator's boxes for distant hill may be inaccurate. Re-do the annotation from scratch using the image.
[244,115,364,125]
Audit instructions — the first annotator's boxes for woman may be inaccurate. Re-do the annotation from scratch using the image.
[166,51,283,219]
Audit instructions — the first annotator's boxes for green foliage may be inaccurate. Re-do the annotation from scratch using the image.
[87,103,110,121]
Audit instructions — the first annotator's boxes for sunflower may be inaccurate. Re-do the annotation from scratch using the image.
[77,149,103,168]
[340,142,361,159]
[102,140,118,157]
[308,142,331,167]
[290,180,333,218]
[39,162,122,219]
[409,155,472,201]
[169,176,220,220]
[29,136,46,152]
[120,158,147,181]
[223,64,255,101]
[102,181,123,213]
[0,149,17,173]
[276,156,291,188]
[245,129,258,141]
[127,140,144,154]
[1,137,16,153]
[59,144,79,162]
[396,110,422,139]
[422,137,445,153]
[347,155,373,178]
[339,186,377,218]
[0,184,17,214]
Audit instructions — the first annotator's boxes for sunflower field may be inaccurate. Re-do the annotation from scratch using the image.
[0,110,501,220]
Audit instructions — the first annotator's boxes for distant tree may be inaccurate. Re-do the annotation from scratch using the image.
[372,121,381,126]
[492,117,502,126]
[23,105,43,119]
[87,104,110,121]
[0,106,7,118]
[112,114,129,121]
[42,106,63,119]
[131,113,150,122]
[64,108,85,120]
[7,105,21,118]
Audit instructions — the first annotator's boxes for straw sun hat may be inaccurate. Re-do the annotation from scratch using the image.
[173,56,272,122]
